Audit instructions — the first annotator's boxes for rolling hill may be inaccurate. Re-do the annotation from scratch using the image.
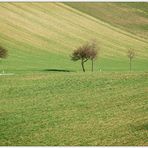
[66,2,148,40]
[0,2,148,73]
[0,2,148,146]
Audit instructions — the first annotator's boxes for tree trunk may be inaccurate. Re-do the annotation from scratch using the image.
[91,59,93,72]
[0,59,4,74]
[130,58,131,72]
[81,59,85,72]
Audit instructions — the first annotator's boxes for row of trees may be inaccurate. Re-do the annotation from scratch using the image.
[0,43,135,73]
[71,40,98,72]
[71,40,135,72]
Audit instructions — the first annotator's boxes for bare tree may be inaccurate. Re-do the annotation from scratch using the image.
[88,41,98,72]
[71,43,91,72]
[127,49,135,71]
[0,46,8,73]
[71,41,98,72]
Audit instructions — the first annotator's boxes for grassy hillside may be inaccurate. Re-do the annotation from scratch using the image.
[0,3,148,146]
[0,3,148,73]
[66,2,148,40]
[0,72,147,145]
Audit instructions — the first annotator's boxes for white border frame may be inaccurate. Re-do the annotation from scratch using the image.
[0,0,147,147]
[0,0,148,2]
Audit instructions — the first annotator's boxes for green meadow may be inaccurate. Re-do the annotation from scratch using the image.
[0,2,148,146]
[0,72,147,145]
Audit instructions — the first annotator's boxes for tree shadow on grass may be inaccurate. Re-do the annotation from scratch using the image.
[43,69,74,72]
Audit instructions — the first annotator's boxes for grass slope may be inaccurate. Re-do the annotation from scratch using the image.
[0,3,148,73]
[0,72,148,145]
[0,3,148,146]
[66,2,148,40]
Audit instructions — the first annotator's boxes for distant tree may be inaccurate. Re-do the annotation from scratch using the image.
[71,43,90,72]
[127,49,135,71]
[71,40,98,72]
[0,46,7,59]
[88,40,98,72]
[0,46,8,73]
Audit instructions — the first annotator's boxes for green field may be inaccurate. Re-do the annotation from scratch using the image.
[0,3,148,73]
[0,72,148,145]
[0,2,148,146]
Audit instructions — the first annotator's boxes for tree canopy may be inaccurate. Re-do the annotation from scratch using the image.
[0,46,8,59]
[71,41,98,72]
